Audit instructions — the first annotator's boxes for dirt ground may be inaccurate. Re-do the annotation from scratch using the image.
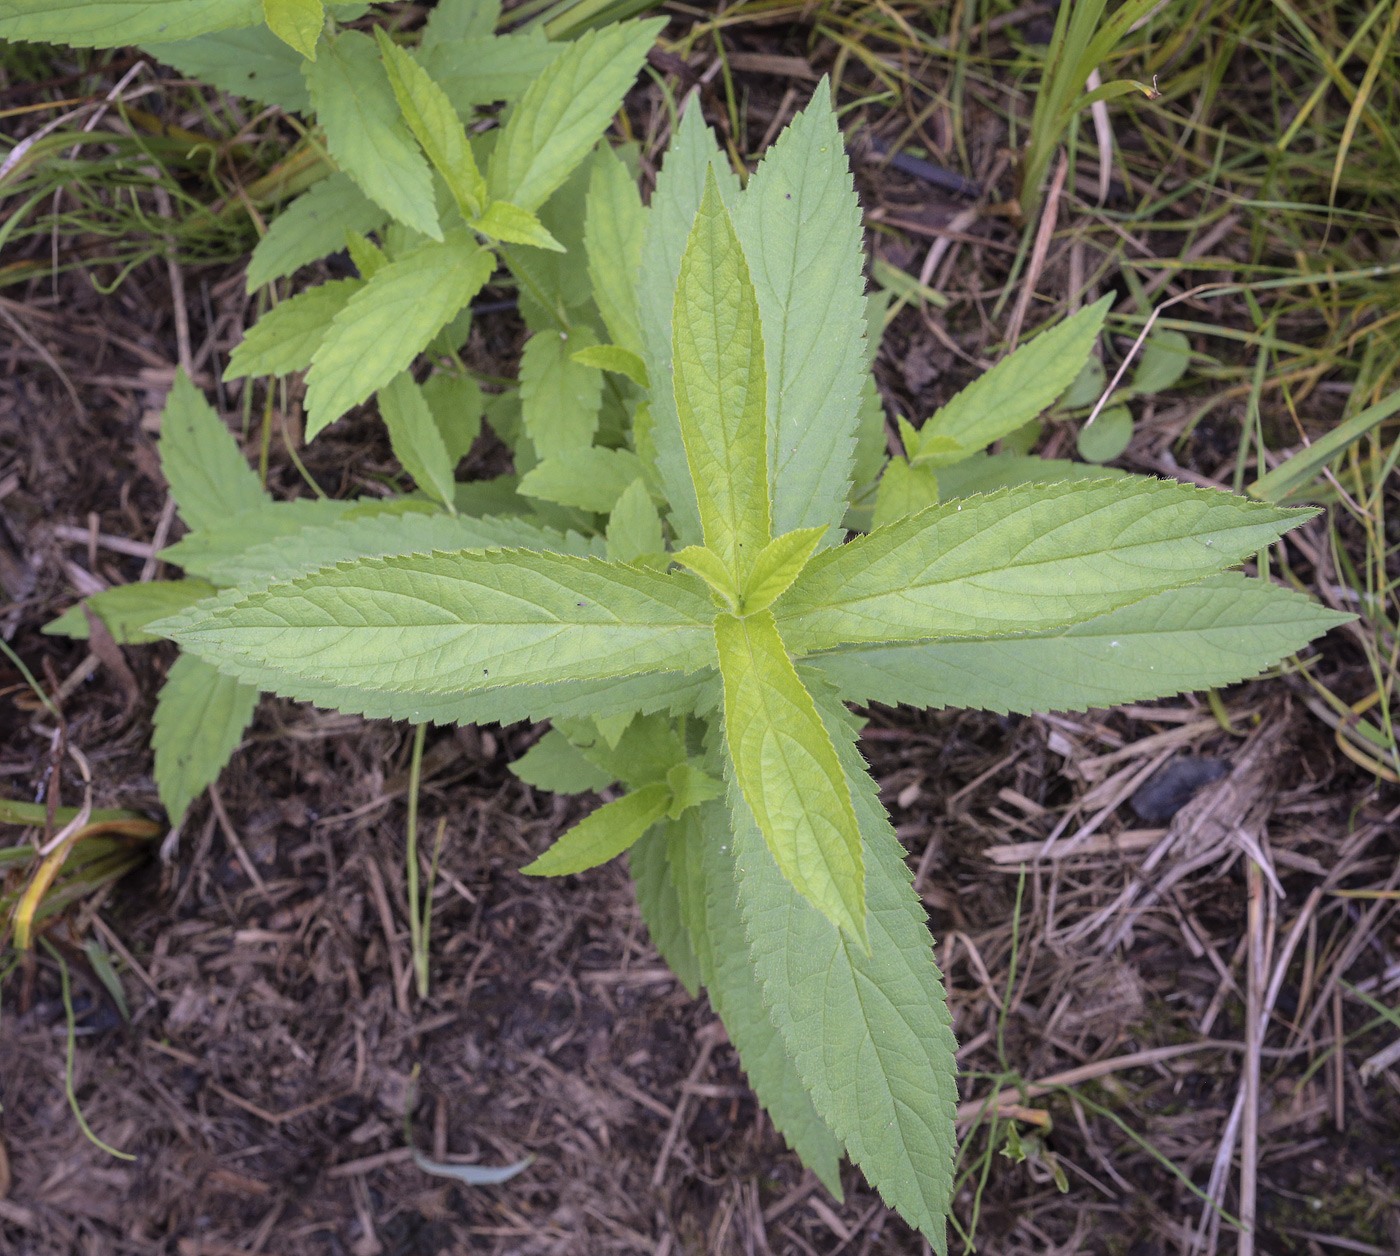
[3,15,1400,1256]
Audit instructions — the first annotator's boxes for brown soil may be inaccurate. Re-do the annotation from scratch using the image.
[3,13,1399,1256]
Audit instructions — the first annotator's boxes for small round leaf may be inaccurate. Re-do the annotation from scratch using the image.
[1077,406,1133,463]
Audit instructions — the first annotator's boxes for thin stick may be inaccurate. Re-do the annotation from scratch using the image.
[405,722,428,999]
[1239,860,1264,1256]
[1005,151,1068,352]
[207,782,268,899]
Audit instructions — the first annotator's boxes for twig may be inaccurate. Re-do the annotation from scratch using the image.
[1005,151,1068,352]
[207,782,269,900]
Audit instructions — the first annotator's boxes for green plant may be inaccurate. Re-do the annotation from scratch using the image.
[53,79,1331,1244]
[22,3,1349,1234]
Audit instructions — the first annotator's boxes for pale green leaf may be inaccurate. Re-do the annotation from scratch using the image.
[146,25,311,112]
[304,234,493,439]
[263,0,321,58]
[510,729,615,794]
[871,456,939,529]
[916,295,1112,460]
[152,653,259,827]
[168,649,713,730]
[673,545,738,608]
[636,102,741,545]
[224,279,359,381]
[683,802,845,1193]
[486,18,664,213]
[196,507,600,588]
[518,447,643,513]
[732,687,957,1249]
[522,782,670,875]
[375,29,486,220]
[378,372,457,509]
[420,0,498,50]
[557,712,688,788]
[1129,329,1192,394]
[159,369,268,531]
[43,580,217,645]
[0,0,261,46]
[777,478,1311,652]
[304,30,440,239]
[159,498,356,580]
[470,201,563,251]
[1077,405,1133,463]
[421,373,482,465]
[422,29,561,112]
[585,142,646,356]
[714,610,865,945]
[815,573,1351,715]
[733,79,868,535]
[673,171,771,587]
[157,550,717,696]
[245,174,387,291]
[519,328,603,456]
[606,477,663,563]
[572,344,647,388]
[629,825,702,997]
[741,527,825,615]
[664,762,723,818]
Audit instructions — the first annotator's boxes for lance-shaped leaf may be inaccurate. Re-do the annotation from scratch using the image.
[155,551,717,697]
[636,103,742,546]
[377,373,457,510]
[585,142,646,357]
[470,202,563,251]
[486,18,664,213]
[777,478,1311,653]
[156,642,713,730]
[225,279,360,381]
[673,171,772,587]
[913,295,1112,465]
[741,527,825,615]
[731,688,957,1250]
[45,580,217,645]
[245,174,387,291]
[815,573,1352,715]
[304,30,439,239]
[670,805,845,1194]
[0,0,261,46]
[714,610,865,945]
[304,234,493,439]
[733,79,868,535]
[152,654,259,827]
[159,369,268,530]
[375,28,485,220]
[522,782,671,876]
